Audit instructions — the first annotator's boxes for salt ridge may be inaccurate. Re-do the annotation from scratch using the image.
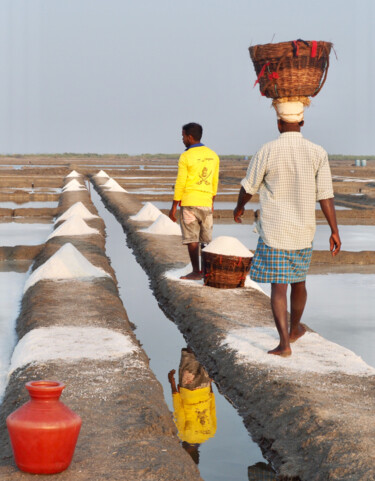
[55,201,99,224]
[103,178,128,192]
[62,179,85,191]
[141,214,181,235]
[130,202,162,222]
[23,243,110,292]
[94,170,110,178]
[48,215,100,239]
[65,170,81,178]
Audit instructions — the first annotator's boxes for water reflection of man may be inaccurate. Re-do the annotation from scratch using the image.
[248,461,276,480]
[168,347,217,464]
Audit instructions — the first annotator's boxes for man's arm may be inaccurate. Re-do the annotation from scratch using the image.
[233,186,252,223]
[319,198,341,256]
[169,200,179,223]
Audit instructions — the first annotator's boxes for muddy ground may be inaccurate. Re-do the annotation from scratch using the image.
[90,177,375,481]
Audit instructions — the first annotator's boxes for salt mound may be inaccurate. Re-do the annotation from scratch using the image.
[102,178,128,193]
[65,170,81,178]
[94,170,110,178]
[55,202,99,224]
[48,215,100,240]
[141,214,181,235]
[130,202,162,222]
[23,243,110,293]
[203,236,253,257]
[62,179,86,191]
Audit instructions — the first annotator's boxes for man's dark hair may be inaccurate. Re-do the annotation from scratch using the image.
[182,122,203,141]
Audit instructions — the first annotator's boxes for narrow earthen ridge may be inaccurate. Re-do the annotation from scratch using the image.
[0,187,202,481]
[91,178,375,481]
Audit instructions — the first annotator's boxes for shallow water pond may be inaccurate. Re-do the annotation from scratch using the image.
[0,222,53,246]
[0,201,58,209]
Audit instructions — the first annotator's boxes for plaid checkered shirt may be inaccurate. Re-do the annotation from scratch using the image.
[241,132,334,250]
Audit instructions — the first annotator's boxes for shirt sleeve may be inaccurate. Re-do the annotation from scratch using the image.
[172,393,185,434]
[212,155,220,196]
[173,154,188,201]
[316,152,334,201]
[240,148,267,195]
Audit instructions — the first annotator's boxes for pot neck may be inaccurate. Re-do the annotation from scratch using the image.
[26,380,65,401]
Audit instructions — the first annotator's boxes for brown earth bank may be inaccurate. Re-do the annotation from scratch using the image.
[90,178,375,481]
[0,188,202,481]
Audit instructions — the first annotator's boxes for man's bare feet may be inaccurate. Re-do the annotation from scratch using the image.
[268,345,292,357]
[289,324,306,343]
[180,271,203,280]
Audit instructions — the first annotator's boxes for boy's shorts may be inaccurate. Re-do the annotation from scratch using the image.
[180,206,213,245]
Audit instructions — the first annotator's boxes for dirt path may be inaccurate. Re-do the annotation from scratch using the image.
[91,179,375,481]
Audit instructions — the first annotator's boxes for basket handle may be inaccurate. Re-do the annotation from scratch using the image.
[311,44,330,97]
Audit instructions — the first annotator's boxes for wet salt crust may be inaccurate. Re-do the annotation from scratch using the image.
[9,326,137,374]
[223,327,375,376]
[55,201,99,224]
[102,178,128,192]
[65,170,81,178]
[203,236,253,257]
[23,242,110,293]
[140,214,181,235]
[130,202,162,222]
[48,215,100,240]
[94,170,110,178]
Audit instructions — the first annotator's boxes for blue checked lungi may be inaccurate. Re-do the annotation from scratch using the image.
[250,237,312,284]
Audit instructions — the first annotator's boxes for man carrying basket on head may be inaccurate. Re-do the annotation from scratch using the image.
[234,98,341,356]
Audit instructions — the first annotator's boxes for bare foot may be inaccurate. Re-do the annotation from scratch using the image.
[180,271,203,280]
[289,324,306,343]
[268,345,292,357]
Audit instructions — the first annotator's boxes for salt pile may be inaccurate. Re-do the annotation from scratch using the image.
[48,215,100,240]
[62,179,86,192]
[130,202,162,222]
[65,170,81,178]
[141,214,181,235]
[55,202,99,224]
[9,327,137,373]
[203,236,253,257]
[102,178,128,193]
[94,170,110,178]
[23,243,110,293]
[222,327,375,376]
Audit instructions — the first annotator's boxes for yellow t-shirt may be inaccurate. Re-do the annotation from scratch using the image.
[173,145,220,207]
[172,387,217,444]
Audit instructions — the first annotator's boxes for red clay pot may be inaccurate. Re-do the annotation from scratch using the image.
[6,380,82,474]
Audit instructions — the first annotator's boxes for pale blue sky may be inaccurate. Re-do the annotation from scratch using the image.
[0,0,373,155]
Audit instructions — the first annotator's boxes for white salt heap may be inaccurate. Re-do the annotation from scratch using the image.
[102,178,128,193]
[55,202,99,224]
[223,327,375,376]
[65,170,81,178]
[23,243,110,293]
[9,326,137,373]
[141,214,181,235]
[48,215,100,240]
[203,236,253,257]
[62,179,86,191]
[94,170,110,178]
[130,202,163,222]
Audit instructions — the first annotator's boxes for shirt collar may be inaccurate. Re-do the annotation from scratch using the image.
[279,132,303,138]
[185,142,204,150]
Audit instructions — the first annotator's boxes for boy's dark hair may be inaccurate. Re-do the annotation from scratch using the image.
[182,123,203,141]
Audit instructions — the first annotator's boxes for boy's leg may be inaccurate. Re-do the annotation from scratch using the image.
[180,242,202,279]
[269,283,291,356]
[289,281,307,342]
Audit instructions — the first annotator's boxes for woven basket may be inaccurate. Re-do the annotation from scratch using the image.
[249,39,332,98]
[202,251,252,289]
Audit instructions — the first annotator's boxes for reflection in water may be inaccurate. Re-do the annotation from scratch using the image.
[247,462,276,480]
[168,347,217,465]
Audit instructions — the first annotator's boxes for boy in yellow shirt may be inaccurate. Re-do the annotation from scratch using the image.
[169,123,220,280]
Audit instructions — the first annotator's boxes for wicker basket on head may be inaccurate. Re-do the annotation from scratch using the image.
[249,39,332,99]
[202,251,252,289]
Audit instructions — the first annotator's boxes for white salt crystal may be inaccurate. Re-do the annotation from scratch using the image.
[102,178,128,192]
[9,327,137,372]
[130,202,162,222]
[55,202,99,224]
[65,170,81,178]
[141,214,181,235]
[94,170,110,178]
[203,236,253,257]
[62,179,86,191]
[48,215,100,240]
[23,243,110,293]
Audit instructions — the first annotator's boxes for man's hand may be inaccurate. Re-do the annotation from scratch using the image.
[233,206,244,223]
[168,369,177,393]
[169,208,177,223]
[330,232,341,257]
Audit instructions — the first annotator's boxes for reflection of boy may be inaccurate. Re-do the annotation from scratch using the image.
[169,123,220,280]
[168,348,217,448]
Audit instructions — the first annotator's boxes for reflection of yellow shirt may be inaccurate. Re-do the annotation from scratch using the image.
[172,387,217,444]
[173,146,220,207]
